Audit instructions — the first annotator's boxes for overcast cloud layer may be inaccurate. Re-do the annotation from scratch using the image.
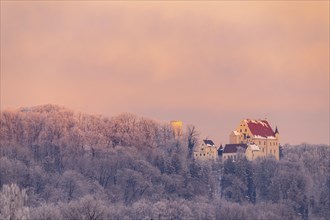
[1,1,329,145]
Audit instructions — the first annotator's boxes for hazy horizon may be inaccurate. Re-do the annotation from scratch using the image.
[1,1,329,145]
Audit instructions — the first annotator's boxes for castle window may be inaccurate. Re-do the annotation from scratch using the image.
[259,141,261,145]
[264,141,266,145]
[245,129,247,132]
[240,129,242,132]
[270,149,272,154]
[262,148,264,152]
[200,154,202,156]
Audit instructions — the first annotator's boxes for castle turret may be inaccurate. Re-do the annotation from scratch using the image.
[274,126,279,139]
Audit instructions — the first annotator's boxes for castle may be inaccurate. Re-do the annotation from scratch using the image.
[194,118,280,161]
[193,139,218,161]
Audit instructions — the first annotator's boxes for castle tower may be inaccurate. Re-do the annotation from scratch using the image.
[170,120,183,138]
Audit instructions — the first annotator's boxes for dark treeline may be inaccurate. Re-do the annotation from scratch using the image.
[0,105,329,219]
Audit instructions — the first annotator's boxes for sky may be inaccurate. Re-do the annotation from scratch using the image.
[1,1,329,145]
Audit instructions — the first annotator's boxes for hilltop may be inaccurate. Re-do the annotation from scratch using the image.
[0,105,329,219]
[1,104,178,151]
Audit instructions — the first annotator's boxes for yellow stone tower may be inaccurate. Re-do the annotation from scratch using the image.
[170,120,183,138]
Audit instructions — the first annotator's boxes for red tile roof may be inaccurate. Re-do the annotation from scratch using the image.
[223,144,248,153]
[245,119,275,138]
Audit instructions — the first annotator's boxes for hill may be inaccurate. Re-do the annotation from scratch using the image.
[0,105,329,219]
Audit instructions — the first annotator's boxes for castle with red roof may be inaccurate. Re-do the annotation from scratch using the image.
[227,119,280,160]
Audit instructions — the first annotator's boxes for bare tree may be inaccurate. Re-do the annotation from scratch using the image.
[186,125,199,158]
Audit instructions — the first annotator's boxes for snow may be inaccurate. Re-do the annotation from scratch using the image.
[248,144,260,151]
[253,135,276,139]
[233,130,240,135]
[245,119,269,128]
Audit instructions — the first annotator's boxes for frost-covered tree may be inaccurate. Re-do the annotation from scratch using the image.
[0,183,30,220]
[30,203,62,220]
[131,199,153,219]
[61,195,106,220]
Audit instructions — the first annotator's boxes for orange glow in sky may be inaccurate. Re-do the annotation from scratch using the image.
[1,1,329,145]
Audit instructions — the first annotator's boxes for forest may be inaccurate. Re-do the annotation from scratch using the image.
[0,104,329,220]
